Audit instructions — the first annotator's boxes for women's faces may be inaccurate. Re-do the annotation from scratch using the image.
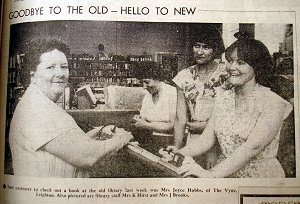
[226,48,255,87]
[193,42,214,65]
[142,79,160,95]
[31,49,69,102]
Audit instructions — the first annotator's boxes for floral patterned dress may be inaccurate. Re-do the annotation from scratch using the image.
[213,85,293,178]
[173,61,227,122]
[173,61,227,143]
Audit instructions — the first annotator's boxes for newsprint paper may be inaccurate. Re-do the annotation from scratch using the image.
[0,0,299,203]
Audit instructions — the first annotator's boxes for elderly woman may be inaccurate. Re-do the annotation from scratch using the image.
[163,35,293,178]
[131,62,177,154]
[9,39,132,178]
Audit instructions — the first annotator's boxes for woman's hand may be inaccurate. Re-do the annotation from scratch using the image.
[132,117,150,129]
[89,125,116,140]
[101,125,117,136]
[186,121,206,134]
[159,146,179,162]
[114,127,134,144]
[179,157,213,177]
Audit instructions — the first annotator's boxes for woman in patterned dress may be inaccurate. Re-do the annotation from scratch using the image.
[163,36,293,178]
[172,25,227,169]
[173,25,227,149]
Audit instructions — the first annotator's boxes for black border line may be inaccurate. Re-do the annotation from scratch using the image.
[194,10,296,13]
[239,186,300,204]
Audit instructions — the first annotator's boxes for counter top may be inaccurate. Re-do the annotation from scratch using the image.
[67,109,138,113]
[67,109,139,130]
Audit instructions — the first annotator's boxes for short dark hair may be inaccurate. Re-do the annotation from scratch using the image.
[225,37,274,87]
[190,24,225,57]
[22,39,70,88]
[24,39,70,73]
[133,61,170,81]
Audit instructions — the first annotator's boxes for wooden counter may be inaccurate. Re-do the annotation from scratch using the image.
[67,109,180,178]
[67,109,139,130]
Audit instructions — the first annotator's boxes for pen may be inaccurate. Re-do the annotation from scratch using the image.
[99,124,116,133]
[112,125,117,133]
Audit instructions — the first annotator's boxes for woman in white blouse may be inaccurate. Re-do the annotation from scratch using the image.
[132,63,177,154]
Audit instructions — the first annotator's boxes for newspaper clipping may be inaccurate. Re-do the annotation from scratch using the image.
[0,0,299,203]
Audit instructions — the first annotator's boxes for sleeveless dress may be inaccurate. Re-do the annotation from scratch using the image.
[213,85,293,178]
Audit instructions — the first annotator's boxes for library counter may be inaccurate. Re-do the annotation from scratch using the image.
[67,109,181,178]
[67,109,138,130]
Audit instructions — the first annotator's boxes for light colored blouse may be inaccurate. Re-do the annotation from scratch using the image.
[140,82,177,136]
[9,84,89,177]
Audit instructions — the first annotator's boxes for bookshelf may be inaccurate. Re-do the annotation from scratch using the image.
[7,54,24,120]
[68,54,155,89]
[5,54,25,171]
[5,52,180,110]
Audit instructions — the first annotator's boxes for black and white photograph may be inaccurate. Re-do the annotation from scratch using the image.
[4,21,295,178]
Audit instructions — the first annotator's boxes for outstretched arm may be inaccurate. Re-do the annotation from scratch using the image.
[178,112,216,158]
[181,101,286,178]
[42,127,133,169]
[133,119,174,133]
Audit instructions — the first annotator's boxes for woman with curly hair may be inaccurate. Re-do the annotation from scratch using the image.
[9,39,132,177]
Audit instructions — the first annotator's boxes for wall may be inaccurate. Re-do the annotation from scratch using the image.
[255,23,286,55]
[10,21,287,68]
[10,21,188,59]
